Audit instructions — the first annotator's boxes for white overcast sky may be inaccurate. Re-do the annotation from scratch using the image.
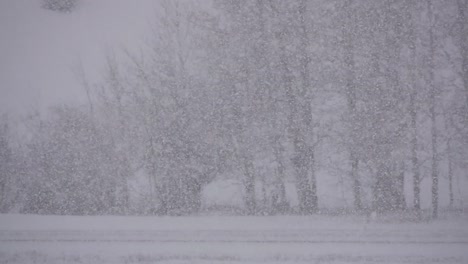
[0,0,156,116]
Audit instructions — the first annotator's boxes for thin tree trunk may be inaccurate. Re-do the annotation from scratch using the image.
[298,0,318,213]
[396,163,406,210]
[0,174,5,212]
[308,145,318,210]
[348,68,361,212]
[410,92,421,211]
[457,0,468,106]
[351,157,361,211]
[428,0,439,219]
[407,7,421,212]
[431,111,438,219]
[342,0,362,212]
[272,136,287,212]
[293,149,314,214]
[448,139,454,208]
[457,0,468,186]
[243,157,256,215]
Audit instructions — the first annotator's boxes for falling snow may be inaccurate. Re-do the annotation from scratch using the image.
[0,0,468,263]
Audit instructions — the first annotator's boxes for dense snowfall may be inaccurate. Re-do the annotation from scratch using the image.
[0,0,468,263]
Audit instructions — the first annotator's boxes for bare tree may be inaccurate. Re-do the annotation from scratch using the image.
[42,0,78,13]
[426,0,439,219]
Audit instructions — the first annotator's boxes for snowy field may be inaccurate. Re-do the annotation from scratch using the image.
[1,214,467,264]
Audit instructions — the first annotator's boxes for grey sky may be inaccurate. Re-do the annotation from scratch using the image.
[0,0,155,116]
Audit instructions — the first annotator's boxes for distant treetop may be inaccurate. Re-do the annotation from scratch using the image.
[41,0,78,13]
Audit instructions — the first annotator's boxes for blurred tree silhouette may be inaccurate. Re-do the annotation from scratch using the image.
[42,0,78,13]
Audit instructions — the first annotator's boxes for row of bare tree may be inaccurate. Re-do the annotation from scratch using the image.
[0,0,467,217]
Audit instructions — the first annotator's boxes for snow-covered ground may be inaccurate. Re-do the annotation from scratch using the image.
[1,214,467,264]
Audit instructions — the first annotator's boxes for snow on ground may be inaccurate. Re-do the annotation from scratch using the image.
[1,214,467,264]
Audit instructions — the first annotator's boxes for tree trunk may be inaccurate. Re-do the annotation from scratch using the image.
[243,157,256,215]
[0,176,5,212]
[308,146,318,211]
[410,92,421,211]
[428,0,439,219]
[448,139,454,208]
[457,0,468,187]
[290,126,315,214]
[342,0,362,212]
[396,163,406,210]
[407,9,421,212]
[457,0,468,106]
[298,0,318,213]
[351,157,361,211]
[272,136,288,213]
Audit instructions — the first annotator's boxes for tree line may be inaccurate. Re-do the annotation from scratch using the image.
[1,0,467,217]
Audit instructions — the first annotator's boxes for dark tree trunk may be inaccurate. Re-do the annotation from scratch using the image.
[292,138,315,215]
[407,10,421,211]
[410,92,421,211]
[243,158,256,215]
[298,0,318,214]
[457,0,468,106]
[396,164,406,210]
[448,139,454,208]
[342,0,362,212]
[308,146,318,211]
[272,137,288,213]
[351,157,362,211]
[428,0,439,219]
